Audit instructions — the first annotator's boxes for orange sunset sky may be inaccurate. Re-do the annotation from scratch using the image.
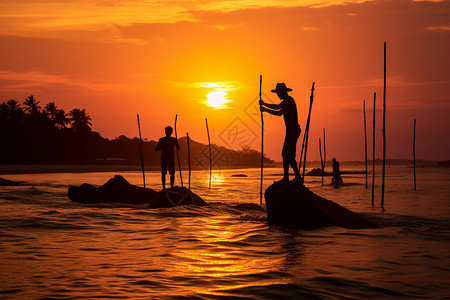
[1,0,449,161]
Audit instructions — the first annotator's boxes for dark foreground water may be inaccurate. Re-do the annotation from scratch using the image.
[0,165,449,299]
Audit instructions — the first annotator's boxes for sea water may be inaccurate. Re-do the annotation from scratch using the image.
[0,164,449,299]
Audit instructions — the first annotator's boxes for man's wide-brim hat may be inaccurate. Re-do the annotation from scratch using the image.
[271,82,292,93]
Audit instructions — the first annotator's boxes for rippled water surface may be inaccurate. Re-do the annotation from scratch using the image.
[0,165,449,299]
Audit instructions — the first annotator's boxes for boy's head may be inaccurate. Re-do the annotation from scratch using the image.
[165,126,173,136]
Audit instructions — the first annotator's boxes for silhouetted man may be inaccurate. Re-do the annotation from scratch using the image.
[332,157,343,185]
[260,82,301,183]
[155,126,180,189]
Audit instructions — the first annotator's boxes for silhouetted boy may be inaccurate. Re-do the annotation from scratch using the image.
[332,157,343,185]
[260,82,301,183]
[155,126,180,189]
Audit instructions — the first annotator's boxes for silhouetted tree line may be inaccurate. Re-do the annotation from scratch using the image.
[0,96,274,167]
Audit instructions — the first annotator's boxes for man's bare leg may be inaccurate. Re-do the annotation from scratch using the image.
[170,173,175,188]
[161,174,166,190]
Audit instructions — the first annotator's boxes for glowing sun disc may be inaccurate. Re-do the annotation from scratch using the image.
[205,90,229,108]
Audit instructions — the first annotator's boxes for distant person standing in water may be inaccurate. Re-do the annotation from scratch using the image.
[155,126,180,189]
[332,157,343,185]
[260,82,302,183]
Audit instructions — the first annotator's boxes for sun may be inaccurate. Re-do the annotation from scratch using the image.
[205,90,230,109]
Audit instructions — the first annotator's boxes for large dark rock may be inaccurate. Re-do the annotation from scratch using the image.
[0,177,20,186]
[68,175,207,208]
[152,186,207,208]
[68,175,157,204]
[265,181,379,229]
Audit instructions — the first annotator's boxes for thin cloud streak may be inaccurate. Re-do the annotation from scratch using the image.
[0,0,371,37]
[0,70,125,92]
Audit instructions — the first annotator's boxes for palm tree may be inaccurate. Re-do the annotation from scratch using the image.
[6,99,21,111]
[44,102,58,121]
[80,109,92,130]
[23,95,41,114]
[54,109,70,129]
[70,108,92,131]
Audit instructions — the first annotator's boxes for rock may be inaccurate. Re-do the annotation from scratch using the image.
[0,177,20,186]
[306,168,331,176]
[265,181,379,229]
[231,174,248,177]
[68,175,157,204]
[68,175,207,208]
[152,186,207,208]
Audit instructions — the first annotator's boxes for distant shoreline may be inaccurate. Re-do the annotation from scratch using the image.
[0,160,445,175]
[0,164,267,175]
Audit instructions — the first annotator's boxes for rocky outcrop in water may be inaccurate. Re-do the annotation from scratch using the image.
[265,181,378,229]
[68,175,207,208]
[0,177,20,186]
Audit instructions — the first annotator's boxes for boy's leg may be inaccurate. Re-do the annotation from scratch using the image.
[168,159,175,188]
[161,160,168,190]
[170,173,175,188]
[161,173,166,189]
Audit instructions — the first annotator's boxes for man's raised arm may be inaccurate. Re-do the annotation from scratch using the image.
[259,100,280,110]
[260,106,283,116]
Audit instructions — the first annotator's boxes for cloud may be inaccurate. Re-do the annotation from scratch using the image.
[426,25,450,31]
[0,70,123,92]
[0,0,372,38]
[170,81,242,91]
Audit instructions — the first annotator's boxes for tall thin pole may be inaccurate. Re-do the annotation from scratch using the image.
[381,42,387,210]
[205,118,212,189]
[319,138,324,185]
[174,114,183,187]
[301,82,315,179]
[186,133,191,190]
[137,114,145,188]
[363,100,368,189]
[413,119,416,190]
[372,92,376,206]
[323,128,326,185]
[259,75,263,205]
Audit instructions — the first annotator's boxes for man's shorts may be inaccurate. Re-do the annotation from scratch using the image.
[282,125,301,159]
[161,157,175,175]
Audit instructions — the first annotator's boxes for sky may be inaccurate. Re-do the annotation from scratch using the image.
[1,0,449,162]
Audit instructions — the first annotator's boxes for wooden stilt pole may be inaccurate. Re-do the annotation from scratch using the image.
[174,114,183,187]
[318,128,327,186]
[323,128,326,184]
[372,92,376,206]
[364,100,368,189]
[381,42,387,210]
[299,128,306,171]
[137,114,146,188]
[205,118,212,189]
[186,133,191,190]
[319,138,323,185]
[260,75,264,205]
[413,119,416,190]
[301,82,315,180]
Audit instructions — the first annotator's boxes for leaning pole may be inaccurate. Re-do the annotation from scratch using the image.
[137,114,146,188]
[174,114,183,187]
[205,118,212,189]
[301,82,316,179]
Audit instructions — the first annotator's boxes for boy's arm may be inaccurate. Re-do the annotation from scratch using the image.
[175,139,180,150]
[155,139,161,151]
